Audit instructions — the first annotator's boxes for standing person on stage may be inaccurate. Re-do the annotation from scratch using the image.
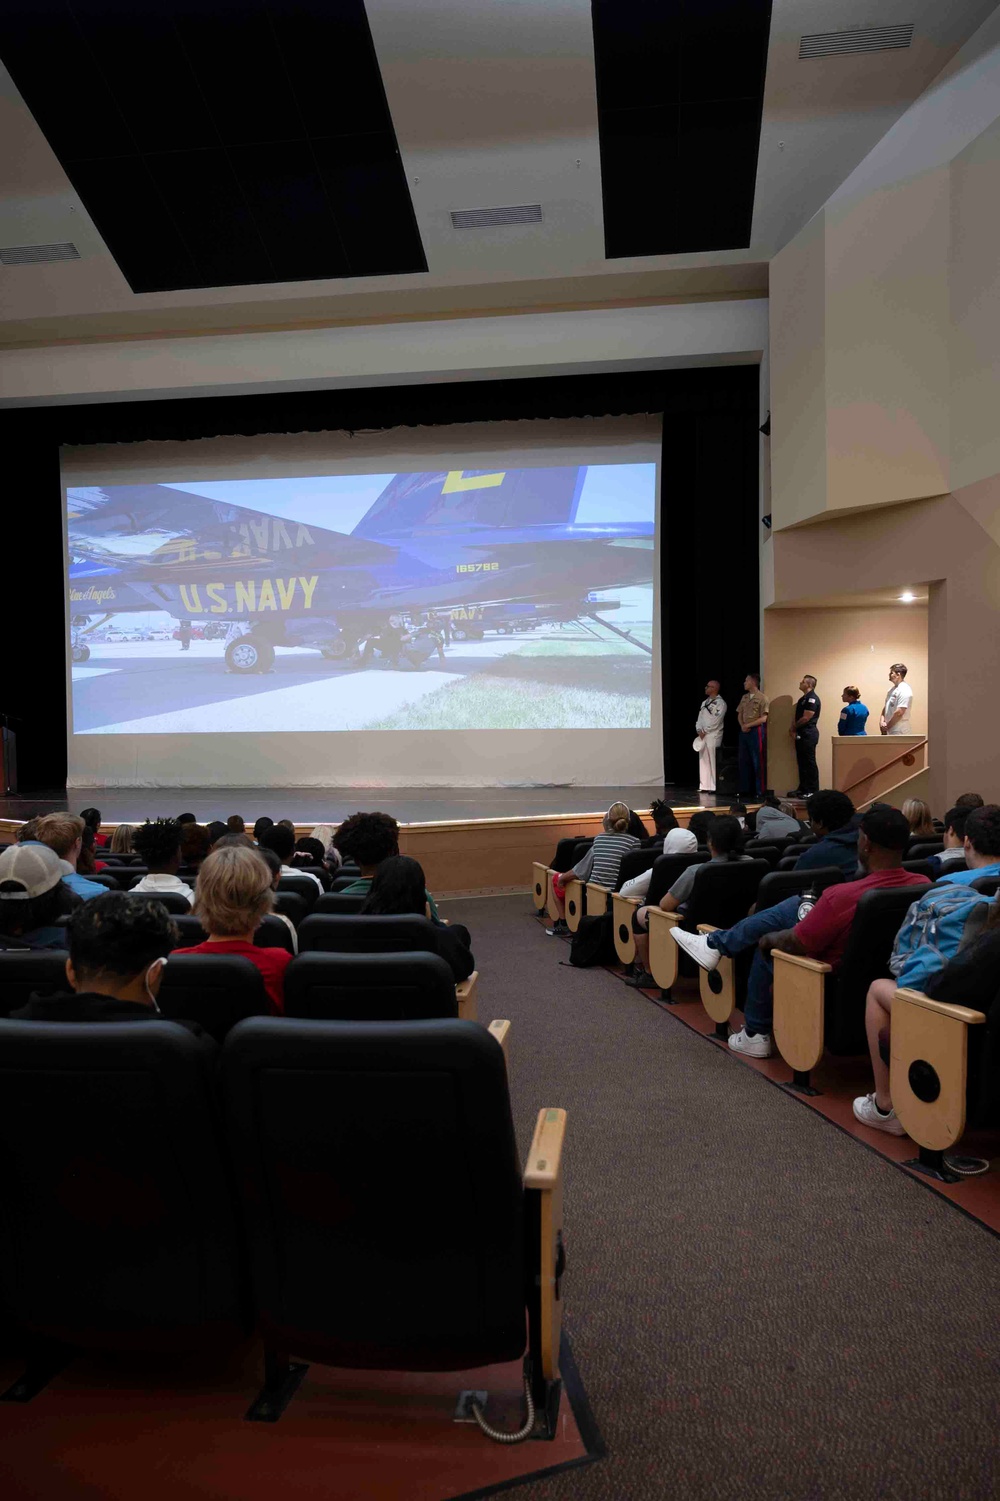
[838,686,869,736]
[880,663,913,735]
[694,679,726,794]
[788,674,821,797]
[736,673,769,799]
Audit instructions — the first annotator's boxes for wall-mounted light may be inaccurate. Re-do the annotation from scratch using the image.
[898,591,916,603]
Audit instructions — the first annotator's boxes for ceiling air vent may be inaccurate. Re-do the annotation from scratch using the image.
[450,204,543,229]
[0,241,81,266]
[800,24,914,59]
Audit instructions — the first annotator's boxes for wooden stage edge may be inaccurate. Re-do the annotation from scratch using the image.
[0,805,724,897]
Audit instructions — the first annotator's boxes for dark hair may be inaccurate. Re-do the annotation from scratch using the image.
[762,789,782,808]
[132,818,182,870]
[257,845,282,881]
[955,792,985,810]
[860,806,910,852]
[79,808,102,832]
[16,819,39,843]
[943,806,972,841]
[278,819,295,832]
[214,832,254,850]
[177,812,197,825]
[965,805,1000,858]
[746,671,760,686]
[728,803,747,818]
[649,799,677,834]
[843,686,861,701]
[293,836,325,865]
[0,880,69,937]
[253,816,274,842]
[890,663,908,677]
[807,790,855,833]
[687,811,717,847]
[261,824,295,861]
[360,855,426,916]
[179,823,211,866]
[627,810,649,841]
[68,893,176,981]
[226,814,246,834]
[77,826,98,875]
[708,814,745,860]
[206,821,228,845]
[333,811,400,868]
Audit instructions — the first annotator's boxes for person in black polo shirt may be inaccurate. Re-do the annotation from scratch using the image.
[788,674,821,797]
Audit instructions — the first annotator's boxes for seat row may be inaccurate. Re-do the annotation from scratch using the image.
[0,1013,566,1435]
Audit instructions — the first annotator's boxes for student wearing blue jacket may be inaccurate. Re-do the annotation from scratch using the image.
[837,686,869,735]
[794,790,861,877]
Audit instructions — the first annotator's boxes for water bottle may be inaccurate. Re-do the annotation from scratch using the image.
[797,887,817,923]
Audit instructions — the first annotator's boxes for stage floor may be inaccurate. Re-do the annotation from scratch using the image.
[1,785,731,826]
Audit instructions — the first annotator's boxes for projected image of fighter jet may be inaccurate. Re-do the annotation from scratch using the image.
[66,466,654,674]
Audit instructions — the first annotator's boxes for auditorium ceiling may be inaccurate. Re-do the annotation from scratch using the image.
[0,0,994,346]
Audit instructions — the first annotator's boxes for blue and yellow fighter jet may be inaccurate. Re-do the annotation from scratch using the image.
[67,465,654,673]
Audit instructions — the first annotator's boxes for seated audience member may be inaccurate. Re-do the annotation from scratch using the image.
[628,815,749,985]
[549,802,641,931]
[902,798,936,839]
[77,826,108,875]
[0,843,76,950]
[16,819,40,843]
[361,855,474,982]
[109,823,136,855]
[11,894,185,1026]
[129,818,196,907]
[333,811,442,920]
[754,791,803,841]
[257,846,299,953]
[80,806,107,848]
[671,807,926,1057]
[924,896,1000,1015]
[854,804,1000,1134]
[837,686,869,736]
[930,805,976,877]
[729,803,748,830]
[627,809,650,841]
[177,812,197,826]
[35,813,107,901]
[253,815,274,845]
[206,820,228,848]
[261,824,323,894]
[646,799,679,845]
[310,824,342,871]
[214,832,255,850]
[794,790,860,876]
[277,818,296,833]
[174,845,291,1014]
[227,814,246,835]
[955,791,985,810]
[179,822,212,870]
[619,824,698,900]
[687,810,717,846]
[291,836,327,869]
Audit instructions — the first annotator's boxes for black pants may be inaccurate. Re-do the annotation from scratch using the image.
[795,730,819,795]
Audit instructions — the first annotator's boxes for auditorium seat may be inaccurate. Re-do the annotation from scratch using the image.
[562,876,586,932]
[611,850,709,967]
[646,859,770,999]
[313,892,368,916]
[298,912,438,955]
[284,951,458,1022]
[293,864,333,891]
[743,840,783,867]
[971,874,1000,898]
[85,872,122,891]
[908,840,944,860]
[532,861,549,912]
[221,1017,566,1432]
[158,954,270,1040]
[276,873,320,909]
[0,951,69,1018]
[169,913,297,954]
[903,858,936,881]
[121,868,151,888]
[771,885,927,1091]
[273,891,308,927]
[890,984,1000,1181]
[328,874,362,893]
[0,1019,248,1391]
[126,889,193,915]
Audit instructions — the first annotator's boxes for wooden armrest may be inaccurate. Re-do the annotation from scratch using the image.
[525,1107,566,1189]
[696,923,718,935]
[647,907,682,927]
[772,950,832,975]
[487,1019,511,1058]
[893,987,986,1026]
[524,1108,567,1384]
[455,970,479,1022]
[614,893,641,907]
[586,883,610,896]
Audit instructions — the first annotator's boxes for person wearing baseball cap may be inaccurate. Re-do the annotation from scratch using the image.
[0,843,74,951]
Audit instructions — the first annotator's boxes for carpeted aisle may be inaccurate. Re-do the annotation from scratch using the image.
[442,895,1000,1501]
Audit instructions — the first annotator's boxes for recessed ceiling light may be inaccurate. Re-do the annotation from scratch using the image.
[899,591,915,603]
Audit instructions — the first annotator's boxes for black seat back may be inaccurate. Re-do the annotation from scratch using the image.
[169,913,295,954]
[276,874,319,909]
[222,1018,525,1370]
[970,875,1000,898]
[273,891,308,927]
[828,886,928,1054]
[289,863,332,891]
[298,913,438,955]
[903,858,935,880]
[645,851,709,908]
[684,859,770,929]
[743,841,782,867]
[755,866,845,910]
[284,950,457,1021]
[313,892,369,916]
[122,868,151,888]
[908,840,944,860]
[616,847,660,889]
[86,872,122,891]
[0,1020,246,1350]
[158,954,270,1039]
[0,951,70,1018]
[126,889,192,915]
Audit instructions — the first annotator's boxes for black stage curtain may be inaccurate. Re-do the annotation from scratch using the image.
[1,365,760,795]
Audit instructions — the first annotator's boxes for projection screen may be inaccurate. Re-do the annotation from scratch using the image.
[62,416,662,788]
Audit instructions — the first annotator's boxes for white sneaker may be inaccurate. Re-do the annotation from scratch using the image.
[852,1093,905,1136]
[728,1027,772,1058]
[671,928,720,971]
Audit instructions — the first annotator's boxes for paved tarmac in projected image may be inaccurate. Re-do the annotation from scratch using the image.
[71,622,654,735]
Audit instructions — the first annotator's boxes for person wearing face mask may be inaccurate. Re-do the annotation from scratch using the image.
[10,893,193,1028]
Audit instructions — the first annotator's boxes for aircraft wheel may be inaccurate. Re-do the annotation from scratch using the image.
[496,625,509,635]
[72,644,90,663]
[321,638,353,660]
[225,636,275,674]
[451,627,468,641]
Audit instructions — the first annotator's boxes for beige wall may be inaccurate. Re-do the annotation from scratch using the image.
[763,606,927,794]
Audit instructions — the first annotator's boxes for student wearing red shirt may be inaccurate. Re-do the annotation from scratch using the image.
[672,805,927,1058]
[173,843,291,1013]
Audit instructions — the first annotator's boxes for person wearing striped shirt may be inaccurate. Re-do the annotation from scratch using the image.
[548,802,640,932]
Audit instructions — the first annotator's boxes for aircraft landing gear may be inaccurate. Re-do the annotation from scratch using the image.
[225,636,275,674]
[321,636,355,661]
[71,643,91,663]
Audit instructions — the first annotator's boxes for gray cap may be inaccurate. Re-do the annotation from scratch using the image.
[0,842,65,900]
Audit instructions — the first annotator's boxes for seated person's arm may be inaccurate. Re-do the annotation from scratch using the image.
[759,926,806,957]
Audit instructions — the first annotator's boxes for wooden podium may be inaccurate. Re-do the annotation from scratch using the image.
[0,717,17,796]
[831,734,928,809]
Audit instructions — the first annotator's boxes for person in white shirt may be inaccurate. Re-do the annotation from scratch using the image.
[129,819,195,907]
[619,827,698,900]
[260,824,324,892]
[880,663,913,735]
[257,846,299,953]
[694,680,726,792]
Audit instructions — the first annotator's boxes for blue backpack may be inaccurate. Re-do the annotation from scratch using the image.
[889,883,992,992]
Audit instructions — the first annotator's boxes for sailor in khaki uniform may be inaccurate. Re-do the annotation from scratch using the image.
[694,679,726,792]
[736,673,769,798]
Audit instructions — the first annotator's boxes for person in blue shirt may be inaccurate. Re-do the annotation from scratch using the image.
[838,686,869,735]
[794,789,861,877]
[33,812,107,901]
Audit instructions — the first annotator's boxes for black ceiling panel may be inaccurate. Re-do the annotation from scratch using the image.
[592,0,772,257]
[0,0,426,292]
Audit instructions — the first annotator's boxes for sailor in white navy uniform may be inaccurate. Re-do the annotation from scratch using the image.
[694,679,727,792]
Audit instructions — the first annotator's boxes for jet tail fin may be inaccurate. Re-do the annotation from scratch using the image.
[351,466,587,538]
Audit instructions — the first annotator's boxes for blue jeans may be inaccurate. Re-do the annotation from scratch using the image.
[705,895,801,1036]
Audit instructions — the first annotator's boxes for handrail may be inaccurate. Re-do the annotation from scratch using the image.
[842,738,928,797]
